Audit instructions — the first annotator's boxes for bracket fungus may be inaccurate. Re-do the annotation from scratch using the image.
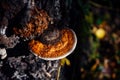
[0,0,77,60]
[13,0,51,40]
[29,28,77,60]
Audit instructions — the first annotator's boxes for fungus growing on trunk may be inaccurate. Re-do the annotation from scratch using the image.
[13,0,51,40]
[29,28,77,60]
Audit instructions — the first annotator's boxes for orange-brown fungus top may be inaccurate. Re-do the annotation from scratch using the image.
[29,28,75,58]
[14,9,50,38]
